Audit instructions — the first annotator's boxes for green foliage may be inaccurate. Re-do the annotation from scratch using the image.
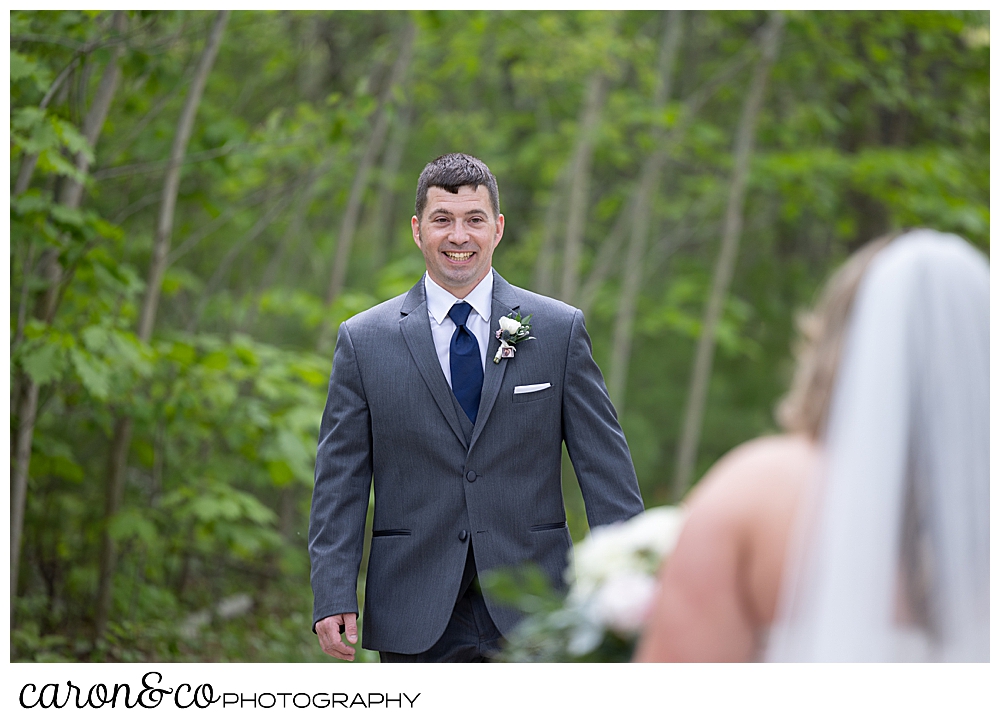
[10,9,987,662]
[483,565,636,663]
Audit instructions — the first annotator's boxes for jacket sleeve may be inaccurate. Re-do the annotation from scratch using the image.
[561,309,645,528]
[308,321,373,629]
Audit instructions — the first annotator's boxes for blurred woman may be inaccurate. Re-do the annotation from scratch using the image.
[634,229,988,662]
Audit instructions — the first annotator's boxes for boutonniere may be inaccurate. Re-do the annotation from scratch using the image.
[494,312,535,363]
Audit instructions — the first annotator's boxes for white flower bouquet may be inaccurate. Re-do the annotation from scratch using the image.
[489,506,686,662]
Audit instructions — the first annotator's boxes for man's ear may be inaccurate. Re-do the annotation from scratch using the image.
[493,213,505,249]
[411,216,422,249]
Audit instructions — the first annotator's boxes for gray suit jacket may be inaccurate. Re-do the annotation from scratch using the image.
[309,270,643,653]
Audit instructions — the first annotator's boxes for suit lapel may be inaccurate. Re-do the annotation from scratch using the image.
[399,277,468,449]
[469,271,520,452]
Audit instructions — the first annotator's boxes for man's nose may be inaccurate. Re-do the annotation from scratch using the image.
[450,221,473,242]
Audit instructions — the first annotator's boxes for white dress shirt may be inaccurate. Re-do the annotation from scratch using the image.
[424,271,493,389]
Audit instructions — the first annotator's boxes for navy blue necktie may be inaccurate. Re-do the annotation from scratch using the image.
[448,302,483,424]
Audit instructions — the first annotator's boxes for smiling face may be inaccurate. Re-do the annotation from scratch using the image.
[411,184,505,298]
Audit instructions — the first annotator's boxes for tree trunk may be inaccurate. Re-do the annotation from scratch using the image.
[673,12,786,500]
[35,10,128,325]
[136,10,229,343]
[95,10,229,642]
[576,199,630,320]
[61,12,128,209]
[369,99,413,273]
[10,381,40,608]
[10,11,127,620]
[559,72,609,306]
[324,20,416,309]
[15,9,131,196]
[607,11,684,409]
[530,163,570,296]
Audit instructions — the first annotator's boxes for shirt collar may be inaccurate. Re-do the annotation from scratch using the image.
[424,270,494,326]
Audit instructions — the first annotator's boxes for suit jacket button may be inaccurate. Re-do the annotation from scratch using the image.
[466,470,477,482]
[459,530,468,542]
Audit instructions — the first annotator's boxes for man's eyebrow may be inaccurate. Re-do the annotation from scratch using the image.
[428,207,490,218]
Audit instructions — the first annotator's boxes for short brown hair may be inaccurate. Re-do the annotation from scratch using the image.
[414,153,500,221]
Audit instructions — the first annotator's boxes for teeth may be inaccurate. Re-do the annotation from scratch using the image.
[445,251,473,260]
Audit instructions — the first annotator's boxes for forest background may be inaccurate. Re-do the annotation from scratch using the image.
[9,9,989,663]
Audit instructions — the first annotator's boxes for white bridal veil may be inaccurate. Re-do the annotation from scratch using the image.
[767,229,989,662]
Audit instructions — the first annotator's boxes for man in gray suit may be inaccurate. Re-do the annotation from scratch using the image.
[309,153,644,662]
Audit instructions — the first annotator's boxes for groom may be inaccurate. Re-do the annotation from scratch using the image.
[309,153,644,662]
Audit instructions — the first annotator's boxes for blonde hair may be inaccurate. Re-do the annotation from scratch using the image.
[776,231,904,439]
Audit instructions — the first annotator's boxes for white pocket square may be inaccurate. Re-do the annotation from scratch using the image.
[513,383,551,394]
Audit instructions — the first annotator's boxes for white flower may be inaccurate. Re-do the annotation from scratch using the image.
[593,571,658,634]
[567,506,686,599]
[498,316,522,335]
[504,505,687,659]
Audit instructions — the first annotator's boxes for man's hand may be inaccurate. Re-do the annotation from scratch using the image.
[316,613,359,661]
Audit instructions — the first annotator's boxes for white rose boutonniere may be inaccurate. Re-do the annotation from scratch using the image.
[493,312,535,363]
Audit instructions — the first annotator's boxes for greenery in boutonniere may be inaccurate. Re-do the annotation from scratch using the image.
[493,312,534,363]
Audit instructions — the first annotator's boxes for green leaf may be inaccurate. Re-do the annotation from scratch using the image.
[20,341,66,386]
[10,50,51,90]
[165,341,198,366]
[201,350,230,370]
[48,203,87,230]
[11,106,47,134]
[11,190,55,217]
[290,361,328,387]
[35,148,87,183]
[31,445,85,483]
[108,509,159,546]
[161,267,203,296]
[267,459,295,486]
[51,116,93,162]
[80,325,112,351]
[69,347,110,399]
[236,491,279,525]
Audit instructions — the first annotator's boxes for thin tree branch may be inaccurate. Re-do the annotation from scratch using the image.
[531,167,569,297]
[167,181,291,265]
[187,184,302,332]
[92,141,238,181]
[608,10,684,409]
[98,10,231,643]
[102,61,193,164]
[324,18,417,308]
[577,192,635,319]
[60,11,127,209]
[673,11,786,499]
[241,159,335,331]
[559,71,610,306]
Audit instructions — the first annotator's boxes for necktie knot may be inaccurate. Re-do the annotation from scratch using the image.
[448,301,473,327]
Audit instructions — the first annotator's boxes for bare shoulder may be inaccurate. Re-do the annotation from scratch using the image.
[638,434,820,659]
[711,434,817,476]
[684,434,819,522]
